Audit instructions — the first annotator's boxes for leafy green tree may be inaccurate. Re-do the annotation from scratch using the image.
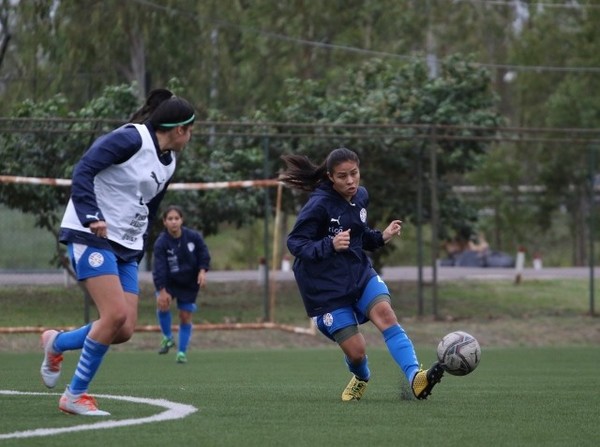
[264,55,501,267]
[0,0,519,117]
[0,84,138,267]
[2,0,598,268]
[466,143,535,253]
[499,6,600,265]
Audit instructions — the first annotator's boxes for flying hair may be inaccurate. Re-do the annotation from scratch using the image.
[279,147,360,192]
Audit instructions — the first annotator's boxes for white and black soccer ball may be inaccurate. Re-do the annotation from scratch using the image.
[437,331,481,376]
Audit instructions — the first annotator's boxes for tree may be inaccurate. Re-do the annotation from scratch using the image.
[264,55,501,267]
[498,5,600,265]
[2,0,598,267]
[0,0,519,117]
[0,84,138,267]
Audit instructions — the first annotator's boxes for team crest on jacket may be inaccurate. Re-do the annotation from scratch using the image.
[323,313,333,327]
[187,242,195,252]
[360,208,367,223]
[88,252,104,268]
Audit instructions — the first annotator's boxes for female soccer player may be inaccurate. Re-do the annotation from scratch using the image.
[152,205,211,364]
[279,147,444,401]
[40,89,196,416]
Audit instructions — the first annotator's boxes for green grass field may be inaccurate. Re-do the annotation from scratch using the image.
[0,347,598,446]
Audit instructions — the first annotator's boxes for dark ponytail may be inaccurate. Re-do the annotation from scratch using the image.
[279,154,326,192]
[129,89,174,123]
[130,89,196,131]
[279,148,360,192]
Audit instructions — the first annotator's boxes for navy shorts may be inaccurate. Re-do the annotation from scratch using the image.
[313,274,390,342]
[68,243,139,295]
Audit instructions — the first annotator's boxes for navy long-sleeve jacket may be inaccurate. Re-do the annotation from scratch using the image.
[286,182,385,317]
[152,226,211,302]
[59,123,173,262]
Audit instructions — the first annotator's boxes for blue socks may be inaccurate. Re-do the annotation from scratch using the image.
[345,355,371,381]
[382,324,419,382]
[69,336,109,395]
[53,323,92,353]
[343,325,419,383]
[157,310,172,339]
[178,323,192,353]
[158,310,193,354]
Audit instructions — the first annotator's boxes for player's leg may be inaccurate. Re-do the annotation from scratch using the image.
[52,324,93,351]
[58,245,133,416]
[337,331,369,380]
[41,243,97,388]
[40,243,114,392]
[314,308,369,401]
[111,290,138,344]
[338,331,370,401]
[357,275,444,400]
[41,324,92,389]
[156,292,174,354]
[369,301,443,399]
[369,300,420,381]
[175,302,196,364]
[60,287,138,415]
[110,260,140,345]
[60,273,125,416]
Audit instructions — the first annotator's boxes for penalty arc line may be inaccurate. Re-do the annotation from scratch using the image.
[0,390,198,440]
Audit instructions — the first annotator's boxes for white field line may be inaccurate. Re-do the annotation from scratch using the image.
[0,390,198,440]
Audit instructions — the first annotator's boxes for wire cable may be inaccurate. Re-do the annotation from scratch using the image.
[130,0,600,75]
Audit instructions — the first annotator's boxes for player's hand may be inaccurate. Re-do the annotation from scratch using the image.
[333,229,351,251]
[382,220,403,243]
[197,270,207,288]
[157,290,172,311]
[89,221,108,239]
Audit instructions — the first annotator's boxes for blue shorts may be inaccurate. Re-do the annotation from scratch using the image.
[176,302,197,312]
[313,274,390,342]
[68,243,139,295]
[154,291,198,313]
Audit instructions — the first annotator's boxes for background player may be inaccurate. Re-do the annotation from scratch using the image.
[152,205,211,364]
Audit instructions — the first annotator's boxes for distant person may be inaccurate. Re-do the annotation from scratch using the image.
[40,89,197,416]
[279,147,444,401]
[152,205,211,364]
[440,231,508,268]
[468,232,490,254]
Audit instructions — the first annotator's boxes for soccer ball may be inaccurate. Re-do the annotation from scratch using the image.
[437,331,481,376]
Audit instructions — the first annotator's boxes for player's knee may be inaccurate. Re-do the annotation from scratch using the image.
[120,326,135,342]
[104,308,128,332]
[179,311,192,324]
[112,321,135,344]
[370,303,398,328]
[347,349,367,365]
[344,341,367,363]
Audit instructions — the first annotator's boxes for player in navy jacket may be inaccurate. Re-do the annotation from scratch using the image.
[40,89,196,416]
[281,147,444,402]
[152,205,211,363]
